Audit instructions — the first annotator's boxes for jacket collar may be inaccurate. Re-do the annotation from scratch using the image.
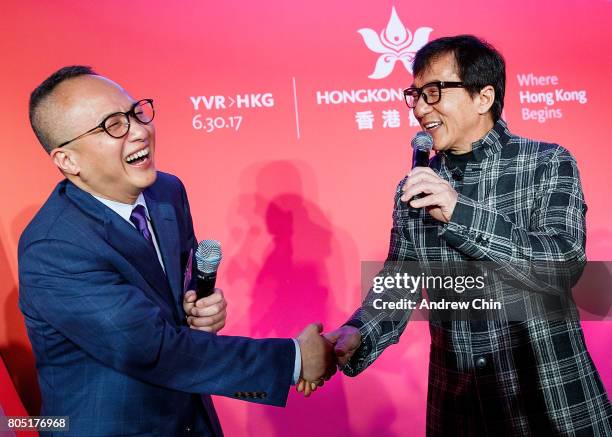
[440,118,511,164]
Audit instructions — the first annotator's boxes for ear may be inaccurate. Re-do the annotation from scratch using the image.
[50,148,80,176]
[476,85,495,115]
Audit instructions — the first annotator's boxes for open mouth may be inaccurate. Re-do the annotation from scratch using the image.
[423,121,442,131]
[125,147,150,165]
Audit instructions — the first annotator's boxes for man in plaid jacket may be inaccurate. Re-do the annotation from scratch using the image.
[306,35,612,435]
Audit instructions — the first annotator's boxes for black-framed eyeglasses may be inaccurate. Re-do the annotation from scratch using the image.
[403,82,464,109]
[56,98,155,148]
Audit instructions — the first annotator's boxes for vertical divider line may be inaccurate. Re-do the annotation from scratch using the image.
[292,77,301,140]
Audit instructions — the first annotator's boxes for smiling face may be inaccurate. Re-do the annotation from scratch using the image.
[49,75,156,203]
[412,53,494,154]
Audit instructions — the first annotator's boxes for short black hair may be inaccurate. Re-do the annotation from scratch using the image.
[29,65,98,153]
[413,35,505,122]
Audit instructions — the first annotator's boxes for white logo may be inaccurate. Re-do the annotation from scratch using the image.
[358,7,433,79]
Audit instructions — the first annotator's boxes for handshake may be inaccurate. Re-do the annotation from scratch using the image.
[295,323,362,397]
[183,291,362,397]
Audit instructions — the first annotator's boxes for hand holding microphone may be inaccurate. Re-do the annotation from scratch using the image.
[183,240,227,332]
[401,131,459,223]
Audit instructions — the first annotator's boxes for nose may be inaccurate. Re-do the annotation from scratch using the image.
[126,116,152,142]
[413,94,433,119]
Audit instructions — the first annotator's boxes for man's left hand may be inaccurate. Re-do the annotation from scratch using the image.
[183,288,227,333]
[400,167,458,223]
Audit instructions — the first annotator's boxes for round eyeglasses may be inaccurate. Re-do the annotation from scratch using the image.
[403,82,464,109]
[56,99,155,148]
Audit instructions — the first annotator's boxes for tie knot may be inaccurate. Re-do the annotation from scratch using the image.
[130,204,148,229]
[130,204,153,247]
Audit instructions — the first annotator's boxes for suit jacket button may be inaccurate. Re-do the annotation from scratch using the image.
[185,425,192,433]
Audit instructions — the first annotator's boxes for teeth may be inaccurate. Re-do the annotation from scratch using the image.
[424,122,441,129]
[125,147,150,163]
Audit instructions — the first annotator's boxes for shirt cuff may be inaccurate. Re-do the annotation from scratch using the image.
[292,338,301,385]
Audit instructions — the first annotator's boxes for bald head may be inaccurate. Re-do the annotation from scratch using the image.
[29,65,99,153]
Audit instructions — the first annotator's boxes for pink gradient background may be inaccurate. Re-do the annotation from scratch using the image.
[0,1,610,435]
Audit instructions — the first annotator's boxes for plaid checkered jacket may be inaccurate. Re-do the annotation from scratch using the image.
[344,120,612,436]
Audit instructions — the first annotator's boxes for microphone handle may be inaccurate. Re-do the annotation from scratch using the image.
[408,149,431,217]
[196,271,217,299]
[413,149,430,167]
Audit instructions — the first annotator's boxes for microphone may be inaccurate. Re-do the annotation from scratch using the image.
[195,240,222,299]
[408,131,434,217]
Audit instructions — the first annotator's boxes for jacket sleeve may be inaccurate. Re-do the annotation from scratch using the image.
[343,179,420,376]
[440,146,587,295]
[19,237,296,407]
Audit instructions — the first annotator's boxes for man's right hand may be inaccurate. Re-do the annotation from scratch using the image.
[296,323,337,385]
[183,289,227,333]
[324,325,362,368]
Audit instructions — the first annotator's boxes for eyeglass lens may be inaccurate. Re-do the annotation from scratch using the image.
[104,100,154,138]
[405,84,441,108]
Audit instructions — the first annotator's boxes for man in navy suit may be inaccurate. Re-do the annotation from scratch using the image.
[19,66,336,436]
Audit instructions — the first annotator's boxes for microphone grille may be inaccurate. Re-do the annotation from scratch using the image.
[411,131,433,152]
[195,240,222,274]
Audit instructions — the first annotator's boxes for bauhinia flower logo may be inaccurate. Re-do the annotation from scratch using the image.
[358,7,433,79]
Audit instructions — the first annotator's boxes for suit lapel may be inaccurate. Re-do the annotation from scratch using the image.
[64,182,176,310]
[143,190,182,299]
[105,214,174,304]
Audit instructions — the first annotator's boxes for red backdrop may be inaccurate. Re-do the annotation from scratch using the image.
[1,1,610,435]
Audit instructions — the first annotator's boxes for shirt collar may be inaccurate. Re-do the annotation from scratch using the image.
[92,192,149,224]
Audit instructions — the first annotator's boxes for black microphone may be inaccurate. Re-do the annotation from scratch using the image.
[195,240,222,299]
[408,131,434,217]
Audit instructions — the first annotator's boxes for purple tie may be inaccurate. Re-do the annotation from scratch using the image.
[129,204,155,249]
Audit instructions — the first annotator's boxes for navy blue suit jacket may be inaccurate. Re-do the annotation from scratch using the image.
[18,172,295,436]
